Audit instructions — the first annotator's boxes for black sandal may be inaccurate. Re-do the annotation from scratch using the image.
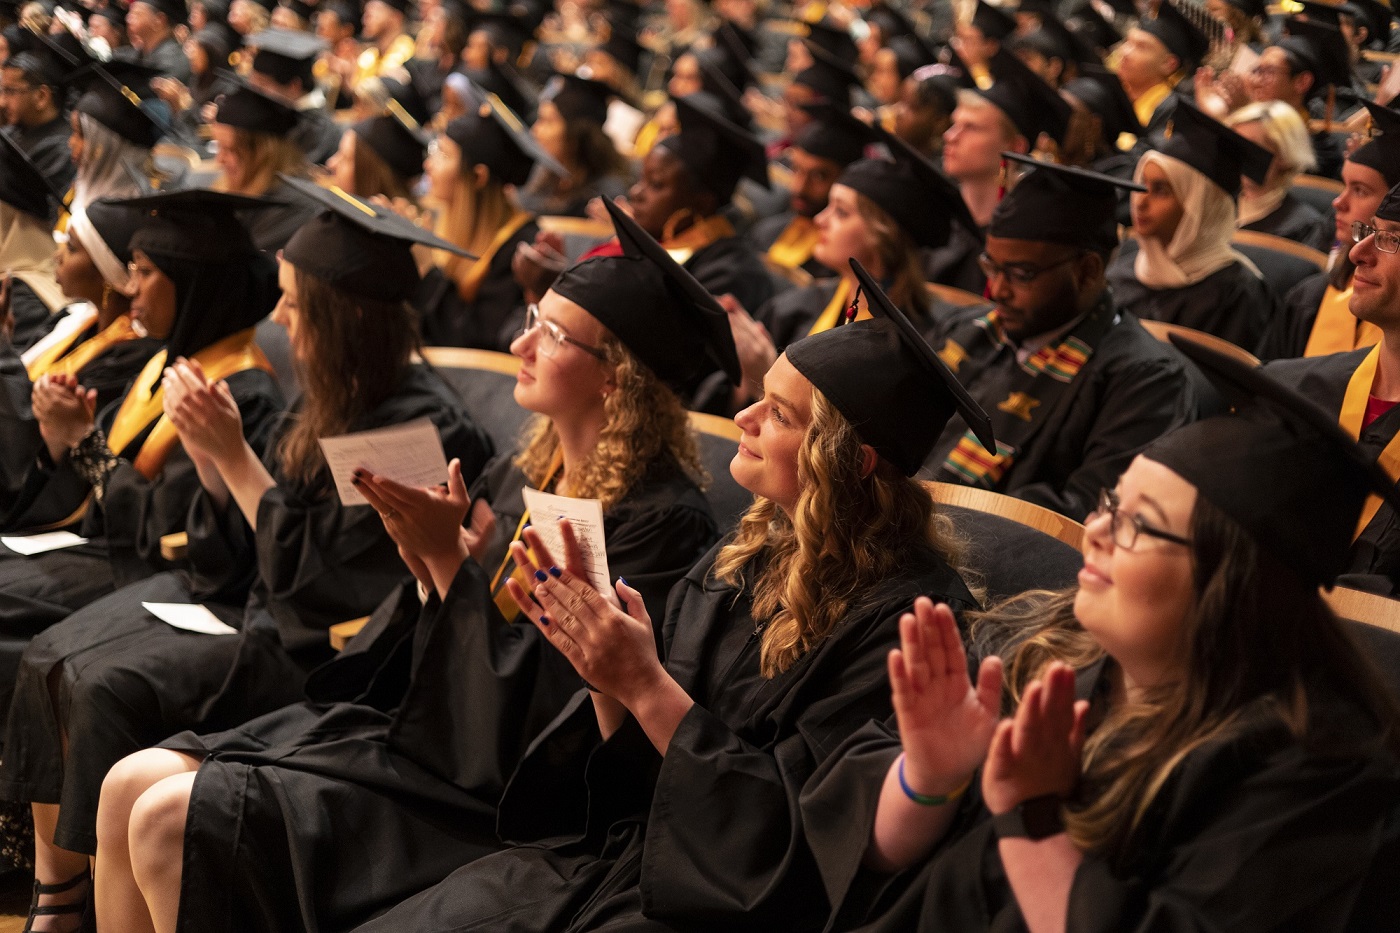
[24,868,90,933]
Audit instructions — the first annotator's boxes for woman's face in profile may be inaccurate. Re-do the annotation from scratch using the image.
[731,353,811,514]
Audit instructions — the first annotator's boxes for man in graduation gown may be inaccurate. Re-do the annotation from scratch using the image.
[244,28,344,166]
[1112,0,1206,141]
[923,154,1207,522]
[0,45,77,193]
[122,0,192,82]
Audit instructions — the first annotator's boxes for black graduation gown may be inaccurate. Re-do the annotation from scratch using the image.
[0,367,283,722]
[1106,245,1281,357]
[2,118,76,194]
[6,280,61,355]
[923,222,987,296]
[804,679,1400,933]
[347,540,975,933]
[0,365,493,855]
[1263,269,1331,361]
[1264,348,1400,595]
[1243,191,1333,253]
[683,233,776,322]
[924,303,1206,521]
[151,455,717,933]
[748,210,832,282]
[415,220,539,352]
[515,173,632,220]
[291,107,344,166]
[136,35,192,82]
[754,282,945,356]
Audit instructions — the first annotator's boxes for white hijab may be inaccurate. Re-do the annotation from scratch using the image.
[1133,151,1258,290]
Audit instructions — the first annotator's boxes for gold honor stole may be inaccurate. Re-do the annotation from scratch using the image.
[1304,284,1382,357]
[26,315,141,382]
[807,278,870,335]
[456,211,534,303]
[1132,82,1173,130]
[489,451,564,621]
[939,304,1114,487]
[1339,344,1400,537]
[106,329,272,480]
[766,215,820,271]
[663,214,736,265]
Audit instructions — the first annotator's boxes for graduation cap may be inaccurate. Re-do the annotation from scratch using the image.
[1220,0,1269,18]
[794,39,861,105]
[69,60,168,148]
[379,75,432,127]
[976,47,1073,144]
[865,2,918,40]
[350,111,426,180]
[1152,98,1272,198]
[0,130,64,220]
[786,258,995,475]
[656,93,768,202]
[78,197,145,267]
[1063,63,1142,144]
[278,175,474,302]
[844,126,979,248]
[244,28,326,86]
[213,77,301,134]
[693,55,752,127]
[469,10,534,59]
[1066,2,1123,54]
[704,21,759,91]
[1348,98,1400,187]
[550,197,741,389]
[1348,0,1395,46]
[1294,0,1348,27]
[1147,335,1400,587]
[539,72,611,126]
[1279,18,1353,94]
[792,102,881,166]
[599,0,644,39]
[802,17,859,62]
[133,0,187,24]
[992,152,1145,253]
[461,59,536,123]
[5,34,81,89]
[1138,0,1209,70]
[972,0,1018,40]
[117,188,281,262]
[887,33,939,78]
[444,90,564,185]
[1375,178,1400,220]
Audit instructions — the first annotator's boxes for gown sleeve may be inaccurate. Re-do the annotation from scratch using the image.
[0,336,40,511]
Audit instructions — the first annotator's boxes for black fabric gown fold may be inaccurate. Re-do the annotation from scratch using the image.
[348,538,975,933]
[152,453,717,933]
[0,365,491,855]
[415,220,539,352]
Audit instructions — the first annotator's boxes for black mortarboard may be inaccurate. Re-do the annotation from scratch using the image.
[445,91,564,185]
[1066,2,1122,54]
[702,22,758,91]
[379,75,431,127]
[69,60,168,147]
[7,31,85,89]
[469,10,533,58]
[792,102,880,166]
[1349,0,1394,46]
[838,132,976,249]
[1063,63,1142,143]
[976,47,1073,144]
[794,39,860,105]
[1349,98,1400,188]
[1152,98,1272,198]
[279,0,316,22]
[1138,0,1209,70]
[972,0,1018,40]
[1221,0,1268,18]
[599,0,643,39]
[693,55,752,126]
[461,60,535,122]
[1376,179,1400,221]
[90,6,128,29]
[134,0,187,24]
[550,198,741,389]
[1279,18,1353,93]
[538,72,611,126]
[787,258,995,475]
[80,196,145,266]
[1147,336,1400,588]
[865,2,917,40]
[278,176,474,302]
[803,17,859,62]
[600,29,643,74]
[119,188,278,261]
[1295,0,1347,27]
[245,28,326,85]
[992,151,1144,252]
[213,78,301,134]
[657,94,768,202]
[887,33,939,78]
[351,111,425,179]
[0,131,63,220]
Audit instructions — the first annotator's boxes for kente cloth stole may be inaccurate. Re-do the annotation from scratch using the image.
[1339,344,1400,538]
[489,450,564,621]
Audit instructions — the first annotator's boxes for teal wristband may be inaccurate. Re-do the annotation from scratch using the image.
[897,753,971,807]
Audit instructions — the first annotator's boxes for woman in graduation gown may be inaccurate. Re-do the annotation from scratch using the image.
[802,340,1400,933]
[516,74,632,219]
[1,200,160,531]
[0,190,285,722]
[0,180,496,930]
[414,93,552,352]
[1107,102,1282,357]
[67,60,169,215]
[333,261,991,933]
[325,110,425,201]
[89,201,728,933]
[1225,101,1332,252]
[0,136,68,355]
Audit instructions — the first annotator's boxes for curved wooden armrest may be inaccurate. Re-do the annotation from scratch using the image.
[329,616,370,651]
[160,532,189,562]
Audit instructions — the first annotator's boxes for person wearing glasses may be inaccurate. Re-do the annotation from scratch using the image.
[1263,179,1400,596]
[802,340,1400,933]
[1107,102,1284,359]
[920,155,1206,522]
[0,42,76,193]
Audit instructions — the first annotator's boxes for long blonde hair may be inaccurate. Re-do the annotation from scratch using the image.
[514,334,706,511]
[216,128,307,196]
[433,172,515,292]
[714,389,964,677]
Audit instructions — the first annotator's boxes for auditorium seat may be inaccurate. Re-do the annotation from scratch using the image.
[1231,229,1328,302]
[1325,586,1400,701]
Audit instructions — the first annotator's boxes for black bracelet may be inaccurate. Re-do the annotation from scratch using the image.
[69,428,121,504]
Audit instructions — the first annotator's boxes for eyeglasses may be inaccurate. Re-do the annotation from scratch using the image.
[977,251,1080,286]
[518,304,609,361]
[1351,221,1400,254]
[1092,488,1193,551]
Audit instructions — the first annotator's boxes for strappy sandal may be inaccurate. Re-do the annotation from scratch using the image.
[23,867,90,933]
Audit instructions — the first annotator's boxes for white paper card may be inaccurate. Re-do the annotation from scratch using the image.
[520,487,611,594]
[317,418,448,507]
[1,532,89,555]
[142,602,239,635]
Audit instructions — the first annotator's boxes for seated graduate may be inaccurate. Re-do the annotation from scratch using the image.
[803,340,1400,933]
[0,189,285,721]
[89,201,730,933]
[1225,101,1333,252]
[889,64,960,163]
[1268,99,1400,360]
[1265,181,1400,595]
[516,74,632,219]
[243,28,343,166]
[748,103,878,281]
[333,261,990,933]
[414,92,553,352]
[325,108,425,200]
[1059,64,1142,182]
[0,181,495,931]
[925,155,1206,522]
[151,27,233,153]
[0,37,78,194]
[2,200,160,530]
[0,135,69,354]
[1107,101,1283,357]
[1112,0,1205,140]
[66,61,172,215]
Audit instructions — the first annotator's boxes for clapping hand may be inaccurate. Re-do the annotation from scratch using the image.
[162,358,244,467]
[34,374,97,462]
[981,661,1088,815]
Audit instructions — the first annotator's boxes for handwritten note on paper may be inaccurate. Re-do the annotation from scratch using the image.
[520,487,611,595]
[1,532,89,555]
[142,602,240,635]
[318,418,449,507]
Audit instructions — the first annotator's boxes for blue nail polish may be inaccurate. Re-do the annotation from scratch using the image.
[618,576,628,586]
[548,566,562,578]
[534,570,548,582]
[539,615,550,626]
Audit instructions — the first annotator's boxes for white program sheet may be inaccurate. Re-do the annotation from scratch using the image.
[520,487,611,595]
[1,532,89,555]
[142,602,240,635]
[318,417,448,507]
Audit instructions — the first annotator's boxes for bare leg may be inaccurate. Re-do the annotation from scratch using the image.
[28,803,92,932]
[95,750,201,933]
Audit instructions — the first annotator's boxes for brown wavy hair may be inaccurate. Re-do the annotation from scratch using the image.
[275,267,419,485]
[349,129,414,200]
[854,190,930,320]
[713,389,965,677]
[514,334,706,510]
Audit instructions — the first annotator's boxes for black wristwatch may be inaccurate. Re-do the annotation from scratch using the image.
[992,794,1065,841]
